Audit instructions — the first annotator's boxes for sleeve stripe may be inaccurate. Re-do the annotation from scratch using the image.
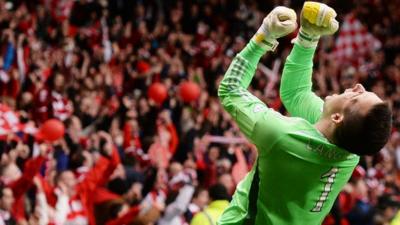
[220,55,249,94]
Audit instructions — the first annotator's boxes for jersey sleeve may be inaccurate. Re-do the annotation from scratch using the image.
[218,40,287,149]
[78,147,120,192]
[280,43,324,124]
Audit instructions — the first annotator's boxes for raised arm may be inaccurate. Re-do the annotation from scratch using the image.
[78,147,120,192]
[218,6,297,145]
[78,132,120,192]
[218,41,271,143]
[280,2,339,124]
[280,44,323,124]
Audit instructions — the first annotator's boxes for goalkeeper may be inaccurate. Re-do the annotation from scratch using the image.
[218,2,392,225]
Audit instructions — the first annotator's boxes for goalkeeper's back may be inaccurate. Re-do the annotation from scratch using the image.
[218,114,359,225]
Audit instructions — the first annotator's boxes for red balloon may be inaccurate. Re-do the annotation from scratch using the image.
[39,119,65,142]
[137,60,150,74]
[180,81,201,102]
[148,82,168,104]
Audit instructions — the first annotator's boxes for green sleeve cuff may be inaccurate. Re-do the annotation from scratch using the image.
[239,40,268,67]
[288,43,317,66]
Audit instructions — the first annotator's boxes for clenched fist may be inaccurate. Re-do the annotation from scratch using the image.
[253,6,297,50]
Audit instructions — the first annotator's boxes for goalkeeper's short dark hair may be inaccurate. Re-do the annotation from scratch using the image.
[333,102,392,156]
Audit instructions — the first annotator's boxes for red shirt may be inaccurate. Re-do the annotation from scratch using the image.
[8,156,46,221]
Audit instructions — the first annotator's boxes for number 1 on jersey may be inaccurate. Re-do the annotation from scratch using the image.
[311,167,339,212]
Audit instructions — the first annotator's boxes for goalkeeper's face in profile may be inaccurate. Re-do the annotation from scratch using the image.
[322,83,392,155]
[323,84,382,115]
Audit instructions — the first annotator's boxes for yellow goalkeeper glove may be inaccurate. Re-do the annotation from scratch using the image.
[252,6,297,50]
[295,1,339,48]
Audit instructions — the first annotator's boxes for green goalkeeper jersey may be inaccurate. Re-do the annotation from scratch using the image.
[217,41,359,225]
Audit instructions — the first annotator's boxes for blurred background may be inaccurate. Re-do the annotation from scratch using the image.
[0,0,399,224]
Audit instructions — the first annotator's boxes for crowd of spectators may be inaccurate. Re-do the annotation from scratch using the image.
[0,0,399,224]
